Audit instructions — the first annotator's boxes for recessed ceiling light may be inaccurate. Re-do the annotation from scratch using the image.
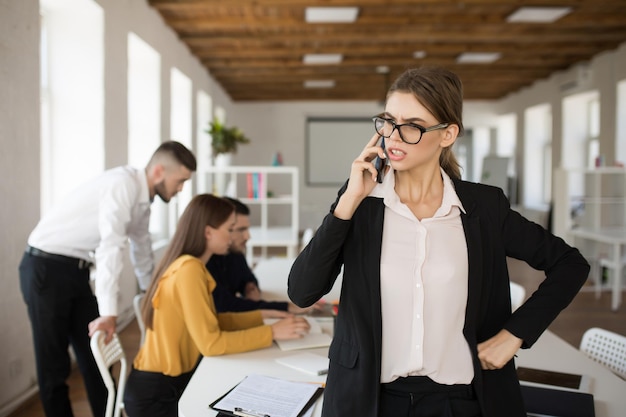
[456,52,501,64]
[305,7,359,23]
[413,50,427,59]
[376,65,390,74]
[506,7,572,23]
[303,54,343,65]
[304,80,336,89]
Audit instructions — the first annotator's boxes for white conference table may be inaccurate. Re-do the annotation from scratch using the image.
[179,257,626,417]
[569,227,626,311]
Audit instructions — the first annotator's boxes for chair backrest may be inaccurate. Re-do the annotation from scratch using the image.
[579,327,626,379]
[133,293,146,346]
[509,281,526,312]
[90,330,128,417]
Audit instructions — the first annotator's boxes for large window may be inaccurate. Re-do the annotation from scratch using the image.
[196,90,213,193]
[472,127,490,183]
[169,68,193,233]
[586,97,600,168]
[128,33,161,168]
[497,112,517,179]
[524,103,552,208]
[562,90,599,169]
[127,33,163,236]
[40,0,104,213]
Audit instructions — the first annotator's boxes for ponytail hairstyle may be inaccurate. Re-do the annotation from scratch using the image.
[387,66,464,180]
[141,194,234,329]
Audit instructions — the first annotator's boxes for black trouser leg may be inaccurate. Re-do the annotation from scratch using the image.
[68,272,107,417]
[19,253,106,417]
[124,368,194,417]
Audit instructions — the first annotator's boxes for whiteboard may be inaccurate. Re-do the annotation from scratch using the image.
[306,117,374,186]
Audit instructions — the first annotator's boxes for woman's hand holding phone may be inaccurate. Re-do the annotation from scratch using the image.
[373,136,387,183]
[333,133,387,220]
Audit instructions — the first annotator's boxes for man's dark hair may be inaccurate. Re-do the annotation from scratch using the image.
[152,141,197,172]
[223,197,250,216]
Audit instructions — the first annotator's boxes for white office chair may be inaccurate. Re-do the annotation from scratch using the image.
[90,330,128,417]
[133,293,146,346]
[580,327,626,379]
[509,281,526,312]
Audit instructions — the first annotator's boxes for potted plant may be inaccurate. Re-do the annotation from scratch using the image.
[207,119,250,156]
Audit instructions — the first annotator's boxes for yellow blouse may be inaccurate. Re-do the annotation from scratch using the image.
[133,255,273,376]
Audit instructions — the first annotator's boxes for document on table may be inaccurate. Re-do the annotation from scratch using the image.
[210,374,323,417]
[275,352,329,376]
[266,317,332,351]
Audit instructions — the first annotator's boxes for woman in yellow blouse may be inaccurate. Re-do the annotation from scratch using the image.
[124,194,310,417]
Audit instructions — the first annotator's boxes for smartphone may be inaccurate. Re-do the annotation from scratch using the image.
[373,136,387,183]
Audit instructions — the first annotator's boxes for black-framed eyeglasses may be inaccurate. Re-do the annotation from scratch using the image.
[372,116,449,145]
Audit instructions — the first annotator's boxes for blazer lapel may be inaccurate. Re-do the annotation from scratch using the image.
[453,180,483,328]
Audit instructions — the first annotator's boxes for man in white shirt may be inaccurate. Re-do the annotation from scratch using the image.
[18,141,196,417]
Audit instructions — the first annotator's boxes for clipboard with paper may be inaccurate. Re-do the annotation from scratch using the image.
[209,374,324,417]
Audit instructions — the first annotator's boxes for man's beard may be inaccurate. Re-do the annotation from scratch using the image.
[154,181,170,202]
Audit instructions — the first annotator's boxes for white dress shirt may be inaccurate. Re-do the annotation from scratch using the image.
[28,166,154,316]
[371,168,474,385]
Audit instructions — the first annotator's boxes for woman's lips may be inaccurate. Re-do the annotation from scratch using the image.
[387,147,406,160]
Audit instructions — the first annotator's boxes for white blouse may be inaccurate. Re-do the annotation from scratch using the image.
[371,168,474,384]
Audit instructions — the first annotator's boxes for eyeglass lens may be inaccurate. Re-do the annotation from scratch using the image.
[374,117,424,144]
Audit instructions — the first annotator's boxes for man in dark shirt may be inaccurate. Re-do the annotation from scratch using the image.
[207,197,313,315]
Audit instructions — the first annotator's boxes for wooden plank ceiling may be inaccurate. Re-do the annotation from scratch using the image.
[149,0,626,102]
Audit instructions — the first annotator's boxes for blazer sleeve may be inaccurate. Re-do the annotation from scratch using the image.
[494,189,590,347]
[288,184,350,307]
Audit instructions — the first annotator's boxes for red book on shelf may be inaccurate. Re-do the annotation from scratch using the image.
[246,173,253,198]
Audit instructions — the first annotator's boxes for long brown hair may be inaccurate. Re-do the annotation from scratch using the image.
[387,66,464,180]
[141,194,234,329]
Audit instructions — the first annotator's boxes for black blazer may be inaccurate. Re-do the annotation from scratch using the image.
[288,179,589,417]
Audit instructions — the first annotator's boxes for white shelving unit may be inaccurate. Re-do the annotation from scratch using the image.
[554,168,626,239]
[565,168,626,231]
[199,166,299,264]
[555,167,626,309]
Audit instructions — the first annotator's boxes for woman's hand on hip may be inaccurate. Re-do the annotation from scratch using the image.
[477,329,523,370]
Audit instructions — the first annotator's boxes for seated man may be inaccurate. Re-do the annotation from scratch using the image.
[206,197,313,315]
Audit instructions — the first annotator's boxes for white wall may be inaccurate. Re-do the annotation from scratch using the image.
[0,0,41,412]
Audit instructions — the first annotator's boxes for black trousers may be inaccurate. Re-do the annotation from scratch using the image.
[123,367,195,417]
[380,376,482,417]
[19,251,106,417]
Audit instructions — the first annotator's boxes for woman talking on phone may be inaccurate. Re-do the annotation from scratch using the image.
[124,194,309,417]
[288,67,589,417]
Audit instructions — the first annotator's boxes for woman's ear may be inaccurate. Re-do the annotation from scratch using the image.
[440,124,460,149]
[204,225,212,240]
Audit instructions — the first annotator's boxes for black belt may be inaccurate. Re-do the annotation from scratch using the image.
[26,246,93,270]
